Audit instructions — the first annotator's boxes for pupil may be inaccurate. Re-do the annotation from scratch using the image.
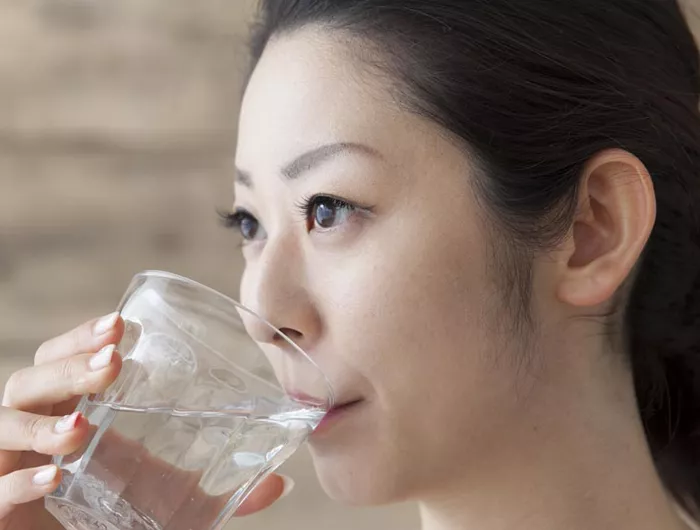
[315,202,336,228]
[241,218,257,239]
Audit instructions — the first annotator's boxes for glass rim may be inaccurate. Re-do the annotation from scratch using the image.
[122,269,336,409]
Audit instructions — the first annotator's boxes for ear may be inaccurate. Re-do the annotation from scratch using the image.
[556,149,656,307]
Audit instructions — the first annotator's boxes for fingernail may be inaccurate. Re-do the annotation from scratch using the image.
[33,465,58,486]
[94,312,119,336]
[89,344,115,371]
[55,412,81,434]
[279,475,295,498]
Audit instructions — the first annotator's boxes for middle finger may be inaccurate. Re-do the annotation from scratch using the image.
[2,346,122,412]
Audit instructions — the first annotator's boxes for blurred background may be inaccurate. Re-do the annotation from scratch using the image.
[0,0,418,527]
[1,1,699,529]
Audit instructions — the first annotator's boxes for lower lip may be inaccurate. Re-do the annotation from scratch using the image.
[313,401,362,435]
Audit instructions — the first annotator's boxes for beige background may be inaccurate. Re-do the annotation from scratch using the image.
[1,1,699,529]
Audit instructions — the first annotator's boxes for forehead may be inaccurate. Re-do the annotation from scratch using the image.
[235,28,404,169]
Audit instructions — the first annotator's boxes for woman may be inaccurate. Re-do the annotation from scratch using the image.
[2,1,700,529]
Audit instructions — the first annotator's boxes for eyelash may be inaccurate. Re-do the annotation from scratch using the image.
[219,194,367,243]
[218,209,250,230]
[217,209,256,248]
[293,194,358,222]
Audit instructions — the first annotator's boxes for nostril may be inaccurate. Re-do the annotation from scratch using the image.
[276,327,303,344]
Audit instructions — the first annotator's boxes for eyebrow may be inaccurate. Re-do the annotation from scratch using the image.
[235,142,381,188]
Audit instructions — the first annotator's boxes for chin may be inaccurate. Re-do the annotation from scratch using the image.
[306,399,416,505]
[308,442,410,506]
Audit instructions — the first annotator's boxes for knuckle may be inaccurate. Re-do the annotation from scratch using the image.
[62,357,93,396]
[2,370,26,408]
[63,358,94,394]
[22,415,47,446]
[34,339,52,364]
[34,322,91,366]
[66,328,84,356]
[7,476,25,501]
[0,476,22,507]
[57,357,80,387]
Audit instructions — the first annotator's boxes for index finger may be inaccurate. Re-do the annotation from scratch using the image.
[34,313,124,366]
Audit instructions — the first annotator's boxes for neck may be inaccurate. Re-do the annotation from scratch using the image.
[417,351,686,530]
[418,419,684,530]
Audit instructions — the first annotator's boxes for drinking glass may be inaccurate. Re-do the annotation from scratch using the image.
[45,270,334,530]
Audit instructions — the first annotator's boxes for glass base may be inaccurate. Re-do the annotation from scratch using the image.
[46,496,161,530]
[46,497,118,530]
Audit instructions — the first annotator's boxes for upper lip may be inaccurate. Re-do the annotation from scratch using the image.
[286,391,325,406]
[286,389,363,410]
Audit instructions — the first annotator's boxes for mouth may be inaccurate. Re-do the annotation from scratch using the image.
[313,398,364,434]
[329,399,363,413]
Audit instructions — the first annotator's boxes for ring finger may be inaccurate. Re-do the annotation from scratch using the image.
[0,408,88,457]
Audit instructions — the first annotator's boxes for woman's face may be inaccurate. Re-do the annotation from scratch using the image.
[234,29,552,504]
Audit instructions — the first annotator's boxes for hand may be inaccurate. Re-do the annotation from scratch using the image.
[0,314,288,530]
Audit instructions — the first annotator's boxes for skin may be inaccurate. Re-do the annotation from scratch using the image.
[232,27,691,530]
[0,24,692,530]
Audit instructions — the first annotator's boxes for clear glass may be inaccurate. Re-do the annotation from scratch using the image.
[45,270,334,530]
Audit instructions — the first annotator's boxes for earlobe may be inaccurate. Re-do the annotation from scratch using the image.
[556,149,656,308]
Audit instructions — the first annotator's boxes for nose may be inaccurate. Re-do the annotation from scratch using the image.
[239,236,322,354]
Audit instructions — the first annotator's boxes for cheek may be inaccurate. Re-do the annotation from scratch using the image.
[316,216,492,382]
[308,222,524,500]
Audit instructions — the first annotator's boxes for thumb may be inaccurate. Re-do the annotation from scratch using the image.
[234,473,295,517]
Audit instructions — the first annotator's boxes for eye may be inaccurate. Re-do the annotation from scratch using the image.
[220,209,267,242]
[299,196,357,231]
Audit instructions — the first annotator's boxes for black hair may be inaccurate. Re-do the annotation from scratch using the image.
[248,0,700,514]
